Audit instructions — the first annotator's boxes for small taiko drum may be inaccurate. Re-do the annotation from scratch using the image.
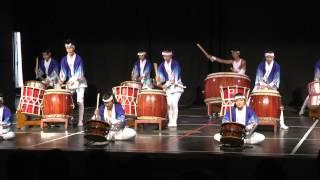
[84,120,110,142]
[220,122,246,146]
[42,89,74,119]
[18,81,46,116]
[120,81,142,89]
[113,85,139,117]
[308,81,320,110]
[249,89,281,121]
[203,72,251,116]
[137,89,167,120]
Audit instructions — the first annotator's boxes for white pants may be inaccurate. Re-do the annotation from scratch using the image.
[71,87,85,125]
[166,92,182,127]
[107,127,136,141]
[214,132,265,145]
[0,128,15,140]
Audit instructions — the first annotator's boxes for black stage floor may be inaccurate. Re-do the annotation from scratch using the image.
[0,106,320,180]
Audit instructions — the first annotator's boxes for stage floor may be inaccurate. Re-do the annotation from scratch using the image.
[5,106,320,158]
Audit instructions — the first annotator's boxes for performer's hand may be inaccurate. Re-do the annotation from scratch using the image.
[230,67,234,72]
[94,109,99,117]
[59,80,64,85]
[210,55,217,62]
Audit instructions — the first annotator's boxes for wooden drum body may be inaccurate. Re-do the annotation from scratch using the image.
[220,122,245,147]
[42,89,74,119]
[137,89,167,120]
[308,81,320,110]
[203,72,251,117]
[249,89,281,124]
[84,120,110,142]
[113,85,139,117]
[18,81,46,117]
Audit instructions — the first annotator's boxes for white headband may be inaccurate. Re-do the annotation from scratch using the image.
[162,52,173,56]
[234,95,246,100]
[102,96,113,103]
[231,50,240,54]
[265,53,274,57]
[65,43,75,48]
[137,52,146,56]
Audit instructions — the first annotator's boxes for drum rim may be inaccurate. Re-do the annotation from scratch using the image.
[204,97,221,104]
[86,119,108,125]
[205,72,251,81]
[42,114,72,119]
[44,89,72,95]
[25,81,46,89]
[137,116,167,120]
[250,91,281,97]
[112,86,140,89]
[138,90,166,95]
[221,122,246,128]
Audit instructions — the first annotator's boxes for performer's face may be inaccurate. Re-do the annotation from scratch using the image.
[231,52,240,59]
[66,47,75,55]
[42,52,51,61]
[104,100,114,110]
[235,98,245,109]
[163,55,172,62]
[265,56,274,63]
[0,99,3,107]
[138,55,146,60]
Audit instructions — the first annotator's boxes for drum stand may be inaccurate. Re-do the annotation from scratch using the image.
[16,111,41,129]
[41,117,69,130]
[308,107,320,120]
[135,117,166,131]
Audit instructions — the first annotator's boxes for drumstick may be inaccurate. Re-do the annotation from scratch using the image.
[96,93,100,110]
[95,93,100,119]
[153,63,158,77]
[35,57,39,79]
[196,43,210,58]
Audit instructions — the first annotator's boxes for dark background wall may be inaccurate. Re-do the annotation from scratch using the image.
[1,0,319,110]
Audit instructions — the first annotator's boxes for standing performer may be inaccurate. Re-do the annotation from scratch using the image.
[131,49,153,89]
[254,50,280,90]
[299,60,320,115]
[0,93,15,140]
[59,40,87,126]
[93,92,136,141]
[207,49,246,74]
[35,49,60,88]
[157,49,185,127]
[214,93,265,144]
[254,50,288,129]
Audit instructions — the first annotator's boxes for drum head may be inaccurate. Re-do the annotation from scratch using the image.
[84,134,107,142]
[221,136,244,147]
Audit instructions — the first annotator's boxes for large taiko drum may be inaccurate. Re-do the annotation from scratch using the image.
[18,81,46,116]
[249,89,281,121]
[137,89,167,120]
[120,81,142,89]
[84,120,110,142]
[113,86,139,117]
[203,72,251,116]
[42,89,74,119]
[307,81,320,110]
[220,122,246,147]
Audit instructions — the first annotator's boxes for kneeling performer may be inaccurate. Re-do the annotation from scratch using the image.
[93,92,136,141]
[214,93,265,145]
